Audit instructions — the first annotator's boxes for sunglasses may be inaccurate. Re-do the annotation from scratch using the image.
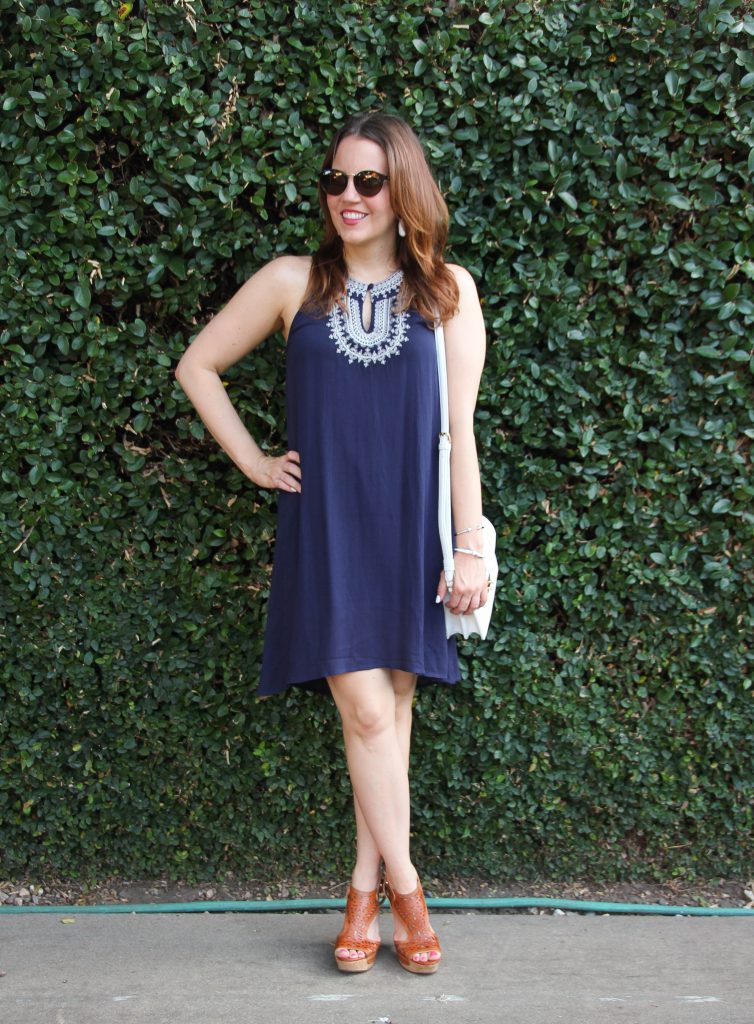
[319,168,390,197]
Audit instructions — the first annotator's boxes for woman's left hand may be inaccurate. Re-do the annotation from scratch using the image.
[436,552,489,615]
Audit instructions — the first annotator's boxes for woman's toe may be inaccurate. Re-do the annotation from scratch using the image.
[412,949,440,962]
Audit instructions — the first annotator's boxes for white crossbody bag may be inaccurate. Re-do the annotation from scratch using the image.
[434,320,498,640]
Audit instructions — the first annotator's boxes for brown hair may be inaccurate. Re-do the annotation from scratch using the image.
[302,112,460,324]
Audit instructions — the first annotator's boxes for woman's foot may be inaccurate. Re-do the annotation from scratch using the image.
[385,875,442,972]
[334,876,382,970]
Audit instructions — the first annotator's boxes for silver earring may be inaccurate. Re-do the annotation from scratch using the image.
[398,220,406,238]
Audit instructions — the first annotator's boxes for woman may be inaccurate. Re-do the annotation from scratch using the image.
[175,112,488,974]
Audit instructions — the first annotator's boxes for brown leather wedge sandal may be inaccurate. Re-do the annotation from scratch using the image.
[384,877,442,974]
[333,883,382,973]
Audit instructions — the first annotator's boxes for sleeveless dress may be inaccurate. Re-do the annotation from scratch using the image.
[257,269,460,697]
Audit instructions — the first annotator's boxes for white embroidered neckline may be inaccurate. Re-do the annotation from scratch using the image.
[328,270,408,367]
[345,269,403,294]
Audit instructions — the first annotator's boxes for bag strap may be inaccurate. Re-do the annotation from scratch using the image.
[434,319,455,588]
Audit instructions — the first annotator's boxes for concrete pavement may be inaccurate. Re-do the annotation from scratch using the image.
[1,910,751,1023]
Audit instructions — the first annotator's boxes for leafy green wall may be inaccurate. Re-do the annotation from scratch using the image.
[2,0,753,883]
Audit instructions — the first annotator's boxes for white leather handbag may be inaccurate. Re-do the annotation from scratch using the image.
[434,320,498,640]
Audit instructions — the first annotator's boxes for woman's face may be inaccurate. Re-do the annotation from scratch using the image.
[325,135,397,250]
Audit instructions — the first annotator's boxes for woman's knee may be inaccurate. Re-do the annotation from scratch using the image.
[328,670,396,740]
[343,697,396,740]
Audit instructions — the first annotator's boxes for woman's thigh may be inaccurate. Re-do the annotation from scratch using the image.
[391,669,418,704]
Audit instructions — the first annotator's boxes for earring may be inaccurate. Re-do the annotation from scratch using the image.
[398,220,406,238]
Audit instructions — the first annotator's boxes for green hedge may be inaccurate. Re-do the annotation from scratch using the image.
[1,0,753,884]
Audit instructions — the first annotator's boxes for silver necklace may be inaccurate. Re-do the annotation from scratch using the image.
[328,270,409,367]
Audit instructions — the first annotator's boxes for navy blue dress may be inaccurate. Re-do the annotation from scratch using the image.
[257,269,460,696]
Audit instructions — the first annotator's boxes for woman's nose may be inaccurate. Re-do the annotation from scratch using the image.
[341,175,361,202]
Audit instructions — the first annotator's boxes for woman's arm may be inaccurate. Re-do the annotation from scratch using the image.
[436,264,489,614]
[174,256,309,492]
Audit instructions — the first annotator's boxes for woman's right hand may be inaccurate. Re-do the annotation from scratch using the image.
[248,450,302,493]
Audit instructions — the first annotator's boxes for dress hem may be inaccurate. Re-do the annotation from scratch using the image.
[257,658,460,698]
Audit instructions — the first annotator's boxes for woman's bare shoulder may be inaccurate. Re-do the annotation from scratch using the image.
[269,253,312,275]
[442,262,485,357]
[445,262,479,294]
[251,255,312,334]
[254,255,311,337]
[259,253,312,289]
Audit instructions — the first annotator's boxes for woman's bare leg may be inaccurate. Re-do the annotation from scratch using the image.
[383,670,439,964]
[350,669,416,888]
[330,668,437,964]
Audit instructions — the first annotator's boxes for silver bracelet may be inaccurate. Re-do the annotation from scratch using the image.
[453,546,485,559]
[455,523,484,536]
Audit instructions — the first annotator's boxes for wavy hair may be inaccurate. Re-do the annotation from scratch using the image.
[302,112,459,324]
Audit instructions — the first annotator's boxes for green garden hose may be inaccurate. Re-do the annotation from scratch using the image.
[2,896,753,916]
